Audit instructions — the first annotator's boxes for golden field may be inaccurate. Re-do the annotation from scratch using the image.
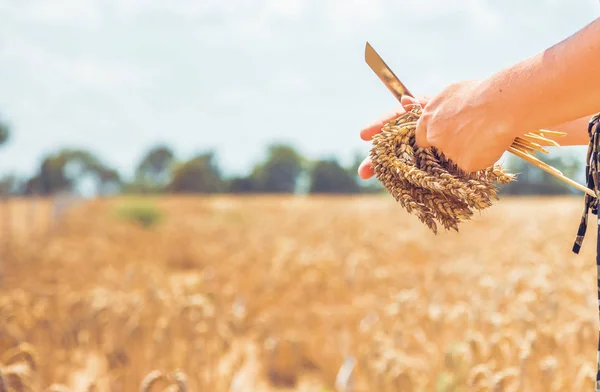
[0,195,598,391]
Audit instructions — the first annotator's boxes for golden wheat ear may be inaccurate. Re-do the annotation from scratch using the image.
[370,107,595,233]
[370,107,513,233]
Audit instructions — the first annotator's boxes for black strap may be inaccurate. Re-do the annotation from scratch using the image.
[572,113,600,390]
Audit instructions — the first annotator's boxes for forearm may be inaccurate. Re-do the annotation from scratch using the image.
[480,17,600,136]
[549,114,594,145]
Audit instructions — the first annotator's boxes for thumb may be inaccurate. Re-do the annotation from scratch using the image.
[400,95,421,111]
[401,95,430,147]
[414,114,431,148]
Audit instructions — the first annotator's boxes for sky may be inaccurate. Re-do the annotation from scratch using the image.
[0,0,598,180]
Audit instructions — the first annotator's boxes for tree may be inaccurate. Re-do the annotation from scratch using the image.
[308,158,360,194]
[134,145,175,193]
[0,115,18,195]
[89,164,121,195]
[500,151,583,195]
[347,150,384,194]
[348,151,364,179]
[251,144,303,193]
[0,116,10,147]
[228,176,257,193]
[168,151,225,193]
[0,175,24,195]
[26,148,121,196]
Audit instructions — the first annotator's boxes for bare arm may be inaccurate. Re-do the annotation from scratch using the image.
[359,18,600,177]
[549,115,594,146]
[410,17,600,171]
[482,17,600,138]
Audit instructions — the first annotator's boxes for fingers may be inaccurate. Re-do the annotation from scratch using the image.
[358,94,432,181]
[360,106,406,141]
[400,95,421,111]
[414,116,431,148]
[400,96,431,148]
[357,156,375,179]
[360,95,431,141]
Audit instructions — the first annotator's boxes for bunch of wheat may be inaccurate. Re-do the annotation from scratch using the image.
[369,106,513,233]
[369,105,565,233]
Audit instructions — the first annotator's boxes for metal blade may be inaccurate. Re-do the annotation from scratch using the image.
[365,42,414,102]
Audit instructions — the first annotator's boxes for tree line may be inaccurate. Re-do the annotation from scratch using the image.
[123,143,382,195]
[0,113,381,195]
[0,113,585,197]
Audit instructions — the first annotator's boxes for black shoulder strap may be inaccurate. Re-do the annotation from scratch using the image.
[572,114,600,254]
[571,113,600,390]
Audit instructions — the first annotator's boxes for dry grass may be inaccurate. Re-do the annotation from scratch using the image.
[0,198,55,241]
[0,195,597,391]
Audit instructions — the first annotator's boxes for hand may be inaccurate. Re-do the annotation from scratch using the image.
[413,80,520,172]
[358,96,430,179]
[358,80,523,178]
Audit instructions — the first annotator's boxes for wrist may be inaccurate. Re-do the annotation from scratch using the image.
[475,18,600,136]
[473,77,529,140]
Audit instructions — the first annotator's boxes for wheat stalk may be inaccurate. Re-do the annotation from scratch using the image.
[44,385,72,392]
[370,106,593,233]
[370,106,514,233]
[139,370,165,392]
[0,369,6,392]
[1,343,39,371]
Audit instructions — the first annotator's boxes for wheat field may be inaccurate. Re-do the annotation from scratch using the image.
[0,195,597,391]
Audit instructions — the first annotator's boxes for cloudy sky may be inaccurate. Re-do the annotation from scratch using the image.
[0,0,598,179]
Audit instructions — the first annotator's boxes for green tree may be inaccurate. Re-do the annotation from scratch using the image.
[500,151,582,195]
[0,115,16,195]
[0,115,10,147]
[348,151,364,179]
[347,151,384,194]
[228,176,257,193]
[91,165,121,195]
[252,144,303,193]
[26,148,121,195]
[0,174,24,195]
[168,151,225,193]
[133,144,175,193]
[309,158,360,194]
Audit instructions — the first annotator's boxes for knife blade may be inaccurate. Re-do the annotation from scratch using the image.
[365,42,414,102]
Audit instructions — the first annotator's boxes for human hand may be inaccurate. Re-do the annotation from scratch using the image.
[412,80,520,172]
[358,79,523,178]
[358,96,430,179]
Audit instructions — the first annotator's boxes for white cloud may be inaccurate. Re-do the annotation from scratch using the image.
[321,0,384,32]
[0,0,596,179]
[111,0,229,20]
[270,71,311,93]
[0,34,149,92]
[20,0,103,27]
[214,70,311,107]
[190,0,506,43]
[54,58,147,90]
[464,0,503,33]
[216,88,250,105]
[264,0,309,21]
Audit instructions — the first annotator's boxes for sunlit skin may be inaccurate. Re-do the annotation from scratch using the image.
[358,17,600,179]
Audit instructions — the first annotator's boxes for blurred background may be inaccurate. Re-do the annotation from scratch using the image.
[0,1,599,391]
